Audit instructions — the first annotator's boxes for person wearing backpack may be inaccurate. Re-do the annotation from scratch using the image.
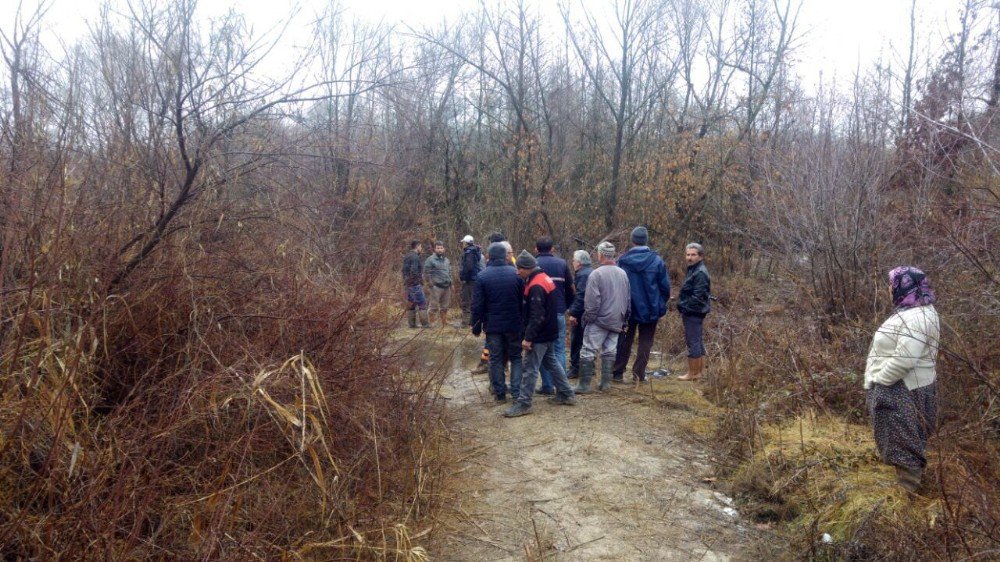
[459,235,484,327]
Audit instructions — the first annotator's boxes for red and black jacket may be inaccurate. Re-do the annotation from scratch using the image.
[521,268,559,344]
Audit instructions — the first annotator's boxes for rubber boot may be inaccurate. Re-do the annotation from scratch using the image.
[678,357,704,381]
[418,309,430,328]
[895,466,922,492]
[598,359,614,391]
[574,360,595,394]
[407,309,417,329]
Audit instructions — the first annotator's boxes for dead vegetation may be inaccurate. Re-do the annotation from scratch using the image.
[1,0,997,559]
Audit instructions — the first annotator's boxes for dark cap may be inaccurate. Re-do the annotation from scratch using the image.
[631,226,649,245]
[515,250,537,269]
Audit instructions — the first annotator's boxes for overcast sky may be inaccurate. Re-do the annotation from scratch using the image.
[3,0,963,93]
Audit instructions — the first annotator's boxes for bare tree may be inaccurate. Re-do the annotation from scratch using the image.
[562,0,673,231]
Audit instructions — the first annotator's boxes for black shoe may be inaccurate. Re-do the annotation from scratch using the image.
[494,395,508,404]
[503,403,533,417]
[537,387,556,396]
[547,395,578,406]
[567,371,580,380]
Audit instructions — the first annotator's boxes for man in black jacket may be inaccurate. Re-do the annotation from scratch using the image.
[677,243,711,381]
[566,250,593,380]
[504,251,577,418]
[402,241,430,328]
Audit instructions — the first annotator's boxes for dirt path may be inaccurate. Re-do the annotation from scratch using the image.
[401,327,768,561]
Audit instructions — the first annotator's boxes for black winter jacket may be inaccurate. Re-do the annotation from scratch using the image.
[460,245,483,282]
[567,266,592,319]
[471,259,524,334]
[677,261,711,316]
[522,269,559,343]
[536,252,575,314]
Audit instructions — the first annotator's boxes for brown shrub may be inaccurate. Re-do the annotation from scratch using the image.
[0,201,446,559]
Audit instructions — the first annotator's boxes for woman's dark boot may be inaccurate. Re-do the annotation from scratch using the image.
[895,466,922,492]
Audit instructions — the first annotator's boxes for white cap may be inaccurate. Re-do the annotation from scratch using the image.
[461,235,474,244]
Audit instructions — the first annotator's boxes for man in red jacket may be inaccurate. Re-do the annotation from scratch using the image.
[504,251,577,418]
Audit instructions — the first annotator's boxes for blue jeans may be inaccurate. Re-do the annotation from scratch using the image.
[518,340,575,407]
[537,313,566,391]
[485,332,523,400]
[681,313,705,358]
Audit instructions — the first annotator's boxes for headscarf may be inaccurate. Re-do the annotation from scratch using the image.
[889,266,936,310]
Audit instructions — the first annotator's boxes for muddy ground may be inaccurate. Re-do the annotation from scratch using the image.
[396,325,775,561]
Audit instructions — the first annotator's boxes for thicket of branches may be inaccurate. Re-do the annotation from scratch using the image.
[0,0,997,558]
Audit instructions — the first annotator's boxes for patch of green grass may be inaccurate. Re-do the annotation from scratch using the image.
[729,412,943,543]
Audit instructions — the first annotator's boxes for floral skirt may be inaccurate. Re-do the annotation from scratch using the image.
[866,380,937,470]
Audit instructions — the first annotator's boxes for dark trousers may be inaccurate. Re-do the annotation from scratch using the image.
[613,320,658,380]
[485,332,523,400]
[461,282,474,325]
[568,321,584,375]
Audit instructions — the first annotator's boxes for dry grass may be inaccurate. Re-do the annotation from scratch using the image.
[701,269,1000,560]
[0,187,452,559]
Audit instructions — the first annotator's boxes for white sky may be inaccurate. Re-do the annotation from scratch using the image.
[4,0,964,93]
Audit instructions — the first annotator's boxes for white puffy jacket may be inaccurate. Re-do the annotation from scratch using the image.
[864,305,940,390]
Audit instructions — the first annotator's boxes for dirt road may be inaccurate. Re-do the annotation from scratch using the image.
[400,327,768,561]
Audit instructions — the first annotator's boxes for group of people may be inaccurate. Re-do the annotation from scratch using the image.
[402,227,713,418]
[405,231,943,493]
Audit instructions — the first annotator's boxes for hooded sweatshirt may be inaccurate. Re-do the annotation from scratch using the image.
[616,246,671,324]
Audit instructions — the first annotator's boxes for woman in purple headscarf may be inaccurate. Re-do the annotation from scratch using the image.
[863,266,940,492]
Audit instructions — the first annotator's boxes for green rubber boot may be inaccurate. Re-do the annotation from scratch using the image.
[575,359,595,394]
[598,359,614,391]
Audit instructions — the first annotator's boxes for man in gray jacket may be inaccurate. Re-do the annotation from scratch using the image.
[423,241,453,328]
[576,242,631,393]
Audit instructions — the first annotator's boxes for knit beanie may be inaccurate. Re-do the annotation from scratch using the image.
[487,242,507,261]
[572,249,592,265]
[596,241,616,259]
[515,250,537,269]
[631,226,649,245]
